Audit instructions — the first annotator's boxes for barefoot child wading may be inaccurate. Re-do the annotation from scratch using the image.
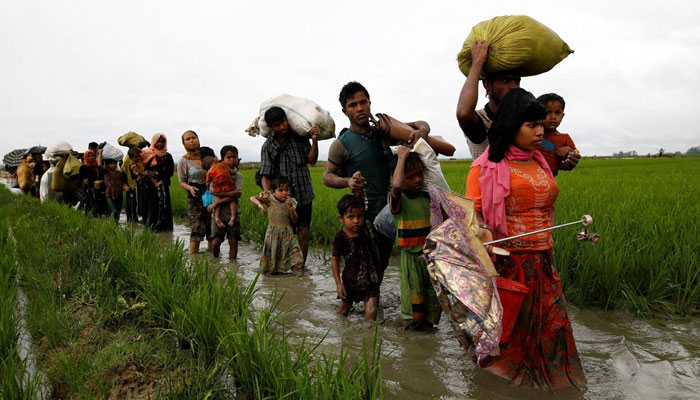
[331,194,379,320]
[390,146,441,329]
[250,177,304,274]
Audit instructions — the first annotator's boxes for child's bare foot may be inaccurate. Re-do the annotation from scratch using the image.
[215,218,225,228]
[227,216,235,227]
[336,301,351,316]
[291,265,304,276]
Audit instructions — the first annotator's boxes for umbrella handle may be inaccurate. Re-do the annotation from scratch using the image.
[484,215,593,246]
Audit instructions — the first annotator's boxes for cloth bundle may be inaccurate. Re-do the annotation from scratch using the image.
[458,15,573,78]
[374,113,456,156]
[246,94,335,140]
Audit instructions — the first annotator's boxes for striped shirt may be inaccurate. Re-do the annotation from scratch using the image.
[391,191,431,253]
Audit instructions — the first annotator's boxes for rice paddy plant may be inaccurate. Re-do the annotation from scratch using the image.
[1,186,386,398]
[554,157,700,315]
[0,219,40,399]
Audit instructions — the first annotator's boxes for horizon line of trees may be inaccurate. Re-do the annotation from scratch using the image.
[612,146,700,158]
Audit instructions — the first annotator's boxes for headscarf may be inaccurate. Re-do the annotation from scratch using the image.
[470,88,553,239]
[142,133,168,167]
[83,150,97,167]
[181,130,202,160]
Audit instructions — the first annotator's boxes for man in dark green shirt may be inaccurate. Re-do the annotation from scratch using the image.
[323,81,430,284]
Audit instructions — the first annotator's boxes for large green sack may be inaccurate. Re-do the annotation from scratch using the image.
[51,157,68,191]
[458,15,573,78]
[51,154,81,191]
[118,132,148,148]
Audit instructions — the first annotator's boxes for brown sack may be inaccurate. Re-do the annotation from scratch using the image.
[373,113,456,156]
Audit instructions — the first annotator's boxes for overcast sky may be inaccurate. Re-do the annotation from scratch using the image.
[2,0,699,162]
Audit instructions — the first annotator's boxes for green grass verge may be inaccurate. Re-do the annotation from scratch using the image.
[0,219,40,399]
[0,187,382,399]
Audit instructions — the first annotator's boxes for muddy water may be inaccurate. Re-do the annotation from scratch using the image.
[164,221,700,400]
[2,174,697,400]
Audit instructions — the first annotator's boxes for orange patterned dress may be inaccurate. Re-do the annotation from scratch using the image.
[466,159,586,391]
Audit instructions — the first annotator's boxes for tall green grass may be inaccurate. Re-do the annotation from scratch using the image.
[170,158,700,316]
[0,187,383,398]
[552,158,700,316]
[0,220,40,399]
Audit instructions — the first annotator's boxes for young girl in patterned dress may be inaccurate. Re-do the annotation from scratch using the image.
[250,176,304,274]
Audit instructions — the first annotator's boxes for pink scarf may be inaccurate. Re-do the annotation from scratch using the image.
[143,133,168,167]
[470,145,553,239]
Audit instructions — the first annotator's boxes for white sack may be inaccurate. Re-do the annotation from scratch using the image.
[45,141,73,161]
[101,143,124,161]
[392,138,450,191]
[246,94,335,140]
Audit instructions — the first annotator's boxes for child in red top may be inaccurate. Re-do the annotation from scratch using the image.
[205,147,237,229]
[537,93,580,176]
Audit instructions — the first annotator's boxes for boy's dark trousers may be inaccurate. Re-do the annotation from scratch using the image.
[106,195,123,222]
[125,189,138,222]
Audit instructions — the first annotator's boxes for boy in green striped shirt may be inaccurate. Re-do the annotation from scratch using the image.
[389,146,441,329]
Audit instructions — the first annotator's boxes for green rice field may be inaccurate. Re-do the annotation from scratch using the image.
[171,157,700,316]
[0,188,382,399]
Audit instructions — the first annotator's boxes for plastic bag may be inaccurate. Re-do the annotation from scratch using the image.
[458,15,573,78]
[246,94,335,140]
[101,143,124,161]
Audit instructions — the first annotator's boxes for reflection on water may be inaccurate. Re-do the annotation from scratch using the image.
[160,220,700,400]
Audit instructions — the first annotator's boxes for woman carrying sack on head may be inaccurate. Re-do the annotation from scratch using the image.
[466,88,586,391]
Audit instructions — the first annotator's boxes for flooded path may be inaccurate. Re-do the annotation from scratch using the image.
[3,174,697,399]
[165,222,700,400]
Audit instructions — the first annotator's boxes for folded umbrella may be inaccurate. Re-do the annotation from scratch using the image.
[424,185,503,360]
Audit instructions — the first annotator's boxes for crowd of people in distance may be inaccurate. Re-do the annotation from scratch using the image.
[9,41,588,391]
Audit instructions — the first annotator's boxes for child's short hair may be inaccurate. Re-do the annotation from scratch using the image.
[201,146,216,159]
[201,156,216,170]
[339,81,370,108]
[537,93,566,110]
[337,194,365,216]
[269,176,289,191]
[220,145,238,159]
[264,107,287,126]
[104,159,118,165]
[88,142,98,149]
[127,147,142,159]
[391,152,423,173]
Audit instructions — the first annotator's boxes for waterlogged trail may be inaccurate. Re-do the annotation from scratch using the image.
[3,178,698,399]
[164,222,700,400]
